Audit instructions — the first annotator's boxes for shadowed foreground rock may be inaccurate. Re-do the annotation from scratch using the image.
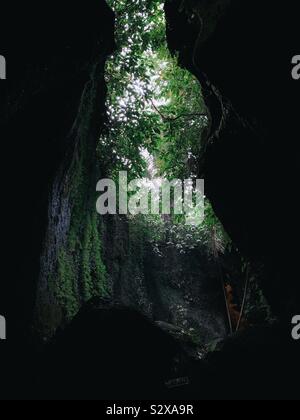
[36,300,299,400]
[40,299,188,400]
[1,300,299,400]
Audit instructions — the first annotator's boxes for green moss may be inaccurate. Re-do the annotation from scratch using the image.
[81,215,94,301]
[37,68,110,336]
[81,213,108,301]
[91,215,108,296]
[55,136,108,319]
[68,146,90,252]
[57,249,79,320]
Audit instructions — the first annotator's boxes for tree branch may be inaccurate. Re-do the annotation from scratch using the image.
[150,98,207,123]
[236,264,250,332]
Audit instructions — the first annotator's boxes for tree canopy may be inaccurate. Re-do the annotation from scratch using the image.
[100,0,228,250]
[100,0,208,179]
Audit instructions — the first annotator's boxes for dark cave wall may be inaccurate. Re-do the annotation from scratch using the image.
[0,1,115,338]
[165,0,300,320]
[35,61,111,336]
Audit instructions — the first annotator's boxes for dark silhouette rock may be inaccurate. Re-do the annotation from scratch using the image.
[165,0,300,321]
[0,0,115,337]
[40,299,189,400]
[0,0,115,399]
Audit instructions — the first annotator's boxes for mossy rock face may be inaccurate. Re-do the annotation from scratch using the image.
[36,63,110,338]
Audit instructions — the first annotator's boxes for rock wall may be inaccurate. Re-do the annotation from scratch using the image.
[35,61,111,336]
[102,216,228,346]
[0,1,115,339]
[165,0,300,320]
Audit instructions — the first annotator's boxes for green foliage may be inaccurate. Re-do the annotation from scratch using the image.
[82,214,108,301]
[143,202,229,257]
[100,0,208,181]
[100,0,166,177]
[152,55,208,179]
[56,211,108,319]
[101,0,228,251]
[54,135,108,320]
[57,249,79,320]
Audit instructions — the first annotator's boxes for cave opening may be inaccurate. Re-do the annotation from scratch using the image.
[30,0,275,357]
[2,0,300,402]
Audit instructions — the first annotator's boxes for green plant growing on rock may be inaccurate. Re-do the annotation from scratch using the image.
[57,249,79,320]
